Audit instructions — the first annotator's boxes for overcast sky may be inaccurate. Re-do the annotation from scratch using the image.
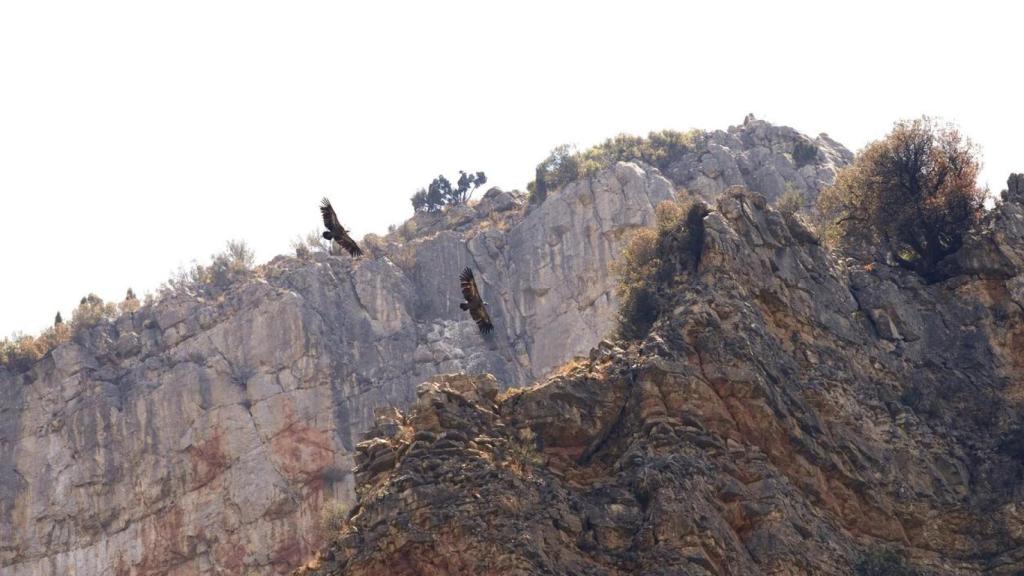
[1,1,1020,336]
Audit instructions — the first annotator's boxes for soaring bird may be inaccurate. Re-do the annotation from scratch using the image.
[459,267,494,334]
[320,198,363,257]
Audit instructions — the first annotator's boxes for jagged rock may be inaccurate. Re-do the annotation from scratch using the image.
[0,160,673,575]
[5,118,1018,575]
[300,188,1024,576]
[663,114,853,205]
[474,187,523,216]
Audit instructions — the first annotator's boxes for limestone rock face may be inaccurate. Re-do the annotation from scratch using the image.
[663,114,853,205]
[0,163,671,575]
[299,189,1024,576]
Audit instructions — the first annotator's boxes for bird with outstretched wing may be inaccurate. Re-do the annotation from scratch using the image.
[459,267,494,334]
[320,198,363,257]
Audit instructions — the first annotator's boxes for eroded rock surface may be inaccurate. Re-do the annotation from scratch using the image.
[0,118,961,575]
[1,161,674,575]
[663,114,853,205]
[299,188,1024,576]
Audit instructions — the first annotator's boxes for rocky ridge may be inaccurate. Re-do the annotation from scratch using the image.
[662,114,853,205]
[299,185,1024,575]
[0,118,861,575]
[0,162,673,575]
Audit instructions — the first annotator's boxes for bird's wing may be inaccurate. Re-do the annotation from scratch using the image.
[320,198,342,232]
[460,268,493,333]
[460,267,481,304]
[335,229,364,257]
[470,304,494,334]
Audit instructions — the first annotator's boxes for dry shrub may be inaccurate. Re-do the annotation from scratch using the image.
[0,324,71,372]
[818,117,983,282]
[72,294,117,332]
[319,499,350,539]
[614,198,709,339]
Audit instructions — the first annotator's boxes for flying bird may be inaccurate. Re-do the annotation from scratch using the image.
[320,198,363,257]
[459,267,494,334]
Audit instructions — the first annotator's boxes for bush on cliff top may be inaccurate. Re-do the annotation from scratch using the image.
[163,239,256,297]
[411,171,488,213]
[818,117,984,282]
[528,130,703,203]
[0,293,120,372]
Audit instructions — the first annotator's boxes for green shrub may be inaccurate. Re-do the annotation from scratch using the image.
[792,139,819,167]
[529,144,580,202]
[579,129,700,175]
[855,549,918,576]
[529,130,702,204]
[411,171,488,213]
[777,187,805,216]
[528,165,548,205]
[614,199,709,339]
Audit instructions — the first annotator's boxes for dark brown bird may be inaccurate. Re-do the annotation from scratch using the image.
[320,198,363,257]
[459,267,493,334]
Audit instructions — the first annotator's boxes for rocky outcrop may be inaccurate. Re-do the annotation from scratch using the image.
[0,117,955,575]
[299,188,1024,575]
[1004,173,1024,203]
[0,161,673,575]
[663,114,853,206]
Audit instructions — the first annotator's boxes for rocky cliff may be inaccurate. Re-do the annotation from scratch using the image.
[298,187,1024,575]
[0,117,906,575]
[662,114,852,205]
[0,161,678,574]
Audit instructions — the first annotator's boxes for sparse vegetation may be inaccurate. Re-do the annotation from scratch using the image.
[0,332,57,372]
[818,117,984,282]
[777,186,805,216]
[577,130,701,176]
[292,230,331,259]
[854,548,918,576]
[614,198,709,339]
[528,130,702,203]
[529,165,548,205]
[792,139,819,167]
[528,144,579,202]
[503,428,545,472]
[615,227,661,340]
[0,295,114,372]
[3,241,256,373]
[121,288,140,315]
[319,499,350,538]
[395,219,419,242]
[72,293,118,331]
[163,240,256,297]
[411,171,488,213]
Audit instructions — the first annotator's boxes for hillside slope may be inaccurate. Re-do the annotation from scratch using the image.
[0,118,852,575]
[299,186,1024,575]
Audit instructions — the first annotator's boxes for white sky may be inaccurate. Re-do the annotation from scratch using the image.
[1,1,1020,337]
